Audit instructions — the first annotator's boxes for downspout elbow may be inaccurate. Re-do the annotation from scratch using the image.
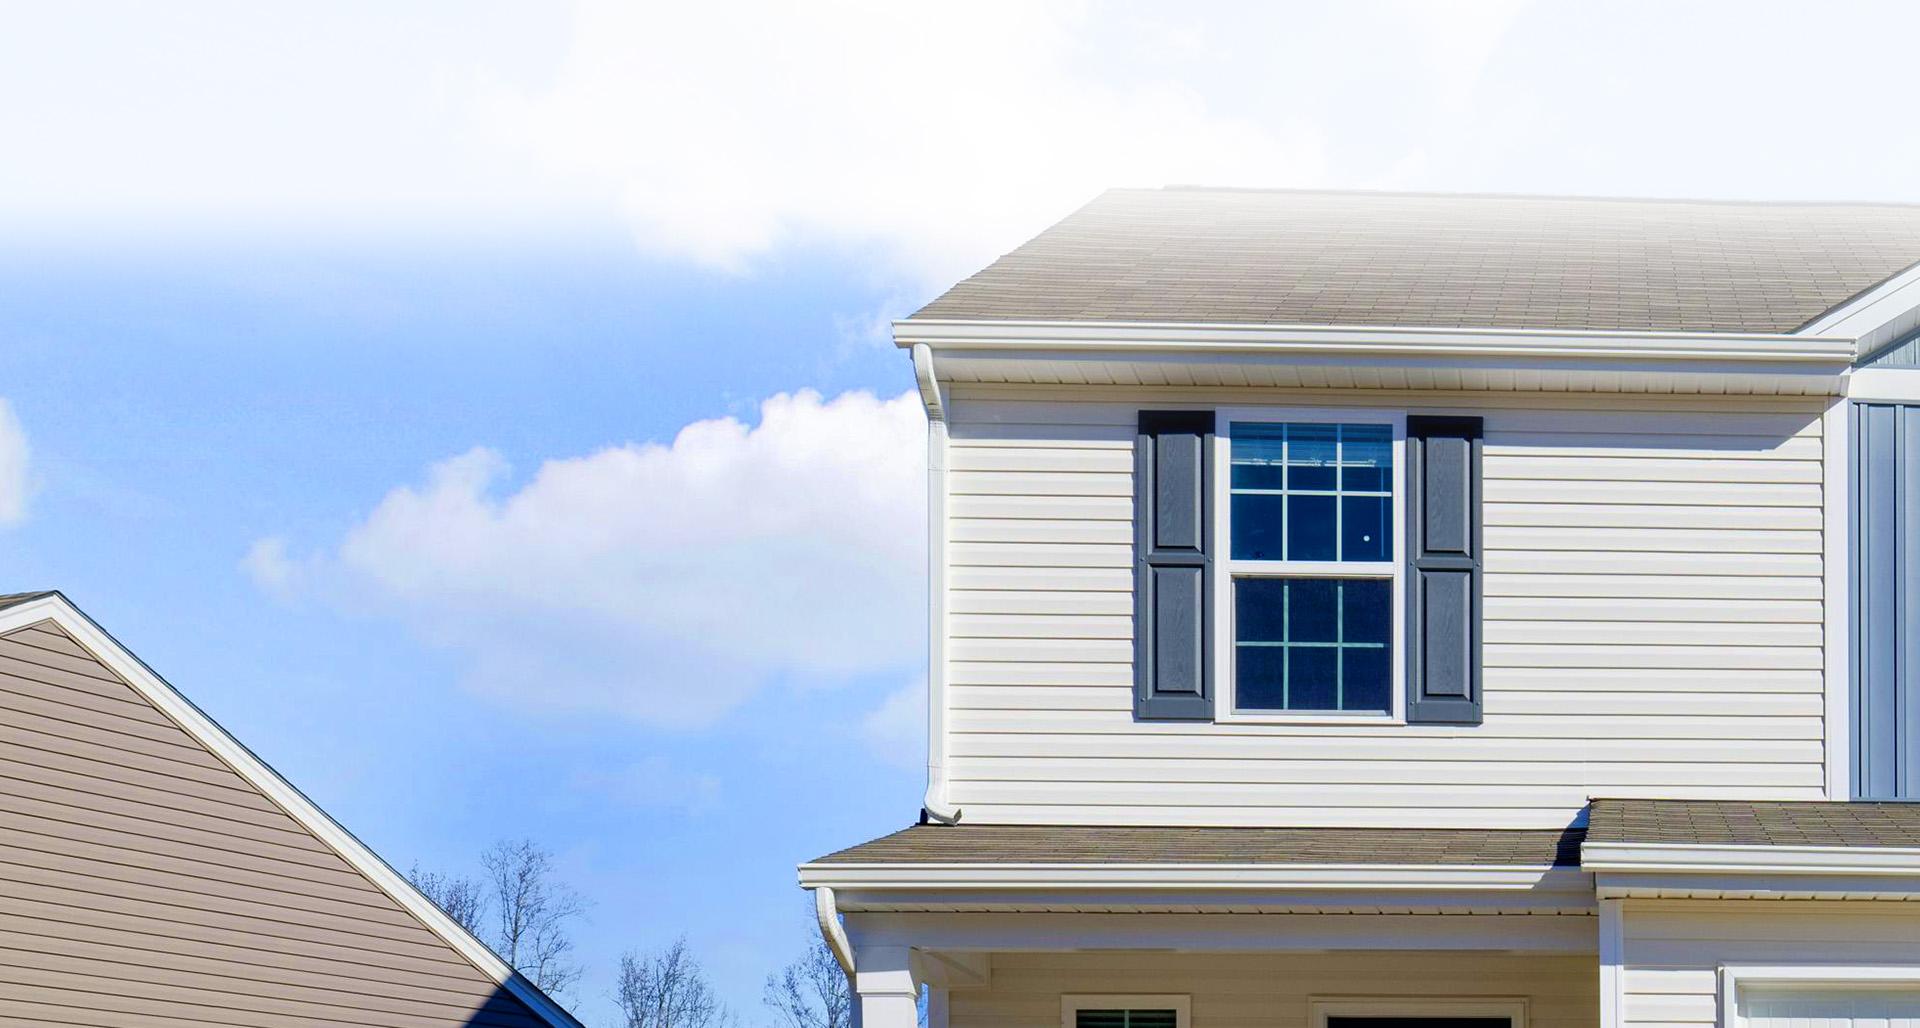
[814,886,855,978]
[913,343,962,825]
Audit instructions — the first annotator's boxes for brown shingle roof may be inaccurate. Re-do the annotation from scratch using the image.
[911,188,1920,334]
[812,824,1584,866]
[1588,798,1920,848]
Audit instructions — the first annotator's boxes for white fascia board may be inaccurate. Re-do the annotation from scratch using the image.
[0,594,587,1028]
[798,861,1585,891]
[894,318,1858,363]
[1798,260,1920,349]
[1582,841,1920,876]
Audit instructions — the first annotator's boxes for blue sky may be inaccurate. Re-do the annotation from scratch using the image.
[9,2,1920,1024]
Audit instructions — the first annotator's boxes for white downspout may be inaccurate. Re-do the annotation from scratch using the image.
[814,886,856,978]
[913,342,962,824]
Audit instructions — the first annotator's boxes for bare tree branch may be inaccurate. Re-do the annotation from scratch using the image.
[406,863,488,940]
[616,936,736,1028]
[763,921,850,1028]
[480,838,589,996]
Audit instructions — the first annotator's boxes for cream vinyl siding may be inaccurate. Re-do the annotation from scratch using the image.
[951,952,1596,1028]
[1621,900,1920,1028]
[0,619,548,1028]
[944,385,1830,828]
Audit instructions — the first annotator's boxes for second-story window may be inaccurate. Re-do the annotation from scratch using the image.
[1222,417,1401,716]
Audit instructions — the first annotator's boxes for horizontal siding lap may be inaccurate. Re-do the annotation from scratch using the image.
[0,623,548,1027]
[939,387,1831,827]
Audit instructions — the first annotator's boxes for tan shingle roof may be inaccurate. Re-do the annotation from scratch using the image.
[0,592,53,612]
[1588,798,1920,848]
[813,824,1583,866]
[911,188,1920,334]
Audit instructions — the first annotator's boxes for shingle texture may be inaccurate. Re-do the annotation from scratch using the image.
[1589,799,1920,848]
[0,591,53,611]
[813,824,1583,866]
[910,188,1920,333]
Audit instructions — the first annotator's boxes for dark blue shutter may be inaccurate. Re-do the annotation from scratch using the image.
[1135,410,1215,720]
[1854,402,1920,799]
[1406,415,1483,725]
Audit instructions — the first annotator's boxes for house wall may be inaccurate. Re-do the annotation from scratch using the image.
[1619,899,1920,1028]
[942,384,1832,828]
[0,618,547,1028]
[950,951,1597,1028]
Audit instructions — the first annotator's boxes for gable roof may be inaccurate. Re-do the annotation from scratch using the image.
[1588,798,1920,848]
[811,823,1584,867]
[911,188,1920,334]
[0,591,584,1028]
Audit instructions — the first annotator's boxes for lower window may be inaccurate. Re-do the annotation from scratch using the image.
[1061,996,1191,1028]
[1234,577,1391,712]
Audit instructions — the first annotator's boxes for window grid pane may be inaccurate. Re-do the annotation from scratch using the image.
[1077,1012,1178,1028]
[1230,423,1391,562]
[1235,577,1390,713]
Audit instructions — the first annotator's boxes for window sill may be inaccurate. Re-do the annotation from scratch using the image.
[1215,711,1405,727]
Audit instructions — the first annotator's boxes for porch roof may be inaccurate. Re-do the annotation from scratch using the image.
[812,823,1584,867]
[1587,798,1920,848]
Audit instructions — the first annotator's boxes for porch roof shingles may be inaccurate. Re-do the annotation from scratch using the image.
[1587,798,1920,848]
[811,824,1584,867]
[909,188,1920,334]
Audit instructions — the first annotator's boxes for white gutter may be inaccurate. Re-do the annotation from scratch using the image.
[912,342,961,825]
[893,318,1858,363]
[797,861,1586,891]
[1581,841,1920,876]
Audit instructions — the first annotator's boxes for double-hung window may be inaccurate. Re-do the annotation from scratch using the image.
[1216,411,1404,718]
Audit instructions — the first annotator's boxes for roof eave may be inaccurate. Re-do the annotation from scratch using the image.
[893,318,1858,362]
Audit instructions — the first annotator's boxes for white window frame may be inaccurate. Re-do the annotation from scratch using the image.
[1212,407,1407,724]
[1719,965,1920,1028]
[1061,995,1192,1028]
[1308,998,1527,1028]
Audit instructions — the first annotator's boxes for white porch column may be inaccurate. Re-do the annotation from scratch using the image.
[1599,898,1625,1028]
[854,945,921,1028]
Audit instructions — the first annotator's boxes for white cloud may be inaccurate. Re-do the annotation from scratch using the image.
[859,679,928,772]
[0,400,30,526]
[241,537,306,601]
[260,389,926,728]
[479,0,1333,287]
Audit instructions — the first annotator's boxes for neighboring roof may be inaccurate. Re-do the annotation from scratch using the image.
[911,188,1920,334]
[813,823,1584,866]
[1588,798,1920,848]
[0,590,54,611]
[0,592,585,1028]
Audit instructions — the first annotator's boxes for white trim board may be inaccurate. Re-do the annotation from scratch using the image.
[1582,841,1920,876]
[895,319,1857,360]
[798,862,1586,890]
[1061,995,1192,1028]
[1719,964,1920,1028]
[1309,998,1528,1028]
[0,593,585,1028]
